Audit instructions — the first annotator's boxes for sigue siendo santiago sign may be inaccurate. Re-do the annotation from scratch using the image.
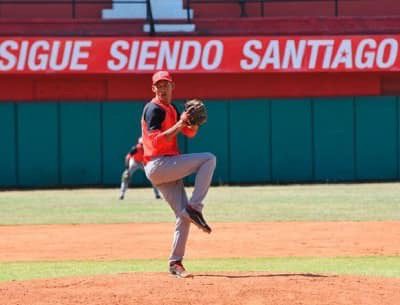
[0,36,398,74]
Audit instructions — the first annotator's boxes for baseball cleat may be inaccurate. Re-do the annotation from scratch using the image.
[119,194,124,200]
[169,261,193,278]
[185,205,212,234]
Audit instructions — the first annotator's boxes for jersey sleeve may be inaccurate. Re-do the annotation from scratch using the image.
[143,102,170,148]
[144,103,165,131]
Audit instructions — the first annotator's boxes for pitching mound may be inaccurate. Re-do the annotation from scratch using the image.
[1,272,400,305]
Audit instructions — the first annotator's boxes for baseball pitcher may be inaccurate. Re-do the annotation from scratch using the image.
[141,70,216,278]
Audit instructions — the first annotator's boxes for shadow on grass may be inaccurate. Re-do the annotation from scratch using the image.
[194,273,332,279]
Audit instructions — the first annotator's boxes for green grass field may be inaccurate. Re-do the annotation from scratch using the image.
[1,183,400,224]
[1,257,400,282]
[1,183,399,282]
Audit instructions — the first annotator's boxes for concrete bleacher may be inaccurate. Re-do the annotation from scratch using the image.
[339,0,400,16]
[194,16,400,35]
[0,0,112,19]
[189,0,400,34]
[189,0,400,18]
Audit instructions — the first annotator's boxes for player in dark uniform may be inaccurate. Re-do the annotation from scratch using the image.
[119,137,161,200]
[141,70,216,278]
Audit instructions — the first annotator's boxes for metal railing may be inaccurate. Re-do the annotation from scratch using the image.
[146,0,155,35]
[185,0,340,22]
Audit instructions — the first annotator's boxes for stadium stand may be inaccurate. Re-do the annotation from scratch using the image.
[0,0,400,35]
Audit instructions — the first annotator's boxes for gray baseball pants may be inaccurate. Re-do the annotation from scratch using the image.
[144,152,216,263]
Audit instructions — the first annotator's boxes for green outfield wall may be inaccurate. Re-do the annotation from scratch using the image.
[1,96,399,188]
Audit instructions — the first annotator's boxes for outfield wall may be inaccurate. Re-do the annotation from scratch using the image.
[1,96,399,188]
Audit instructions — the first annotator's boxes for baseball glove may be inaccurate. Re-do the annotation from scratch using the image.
[184,99,207,126]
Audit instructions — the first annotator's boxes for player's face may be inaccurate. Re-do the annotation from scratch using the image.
[152,80,174,103]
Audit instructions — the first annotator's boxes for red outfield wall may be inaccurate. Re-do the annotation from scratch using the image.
[2,73,400,101]
[0,73,382,100]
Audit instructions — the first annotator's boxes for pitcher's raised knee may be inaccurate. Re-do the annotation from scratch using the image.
[206,152,217,169]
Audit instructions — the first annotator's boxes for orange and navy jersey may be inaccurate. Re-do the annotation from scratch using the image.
[141,97,196,163]
[125,143,144,167]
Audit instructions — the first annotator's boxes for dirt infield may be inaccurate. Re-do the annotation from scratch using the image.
[1,221,400,305]
[2,273,400,305]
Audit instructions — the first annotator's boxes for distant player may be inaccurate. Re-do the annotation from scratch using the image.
[119,137,161,200]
